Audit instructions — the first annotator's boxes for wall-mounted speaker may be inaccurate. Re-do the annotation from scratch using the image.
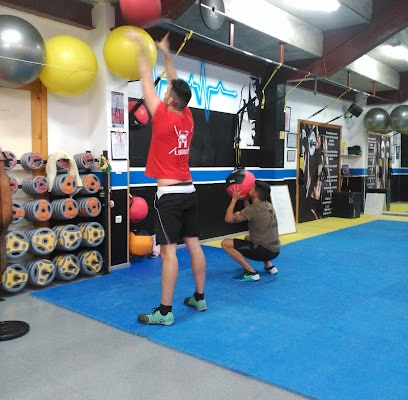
[347,103,363,118]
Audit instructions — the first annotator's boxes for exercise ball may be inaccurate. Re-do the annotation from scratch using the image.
[390,105,408,133]
[129,232,153,256]
[129,196,149,223]
[129,101,149,125]
[0,15,45,88]
[363,108,390,131]
[103,26,157,80]
[225,169,255,198]
[39,35,98,97]
[120,0,162,27]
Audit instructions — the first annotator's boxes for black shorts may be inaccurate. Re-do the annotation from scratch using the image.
[154,191,200,245]
[233,239,279,262]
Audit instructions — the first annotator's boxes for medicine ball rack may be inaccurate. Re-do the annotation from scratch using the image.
[1,150,110,296]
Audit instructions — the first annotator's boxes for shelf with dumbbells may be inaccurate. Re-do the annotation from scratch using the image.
[2,150,52,293]
[47,151,107,284]
[2,150,109,294]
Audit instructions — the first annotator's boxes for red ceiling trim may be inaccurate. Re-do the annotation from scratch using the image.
[161,0,196,20]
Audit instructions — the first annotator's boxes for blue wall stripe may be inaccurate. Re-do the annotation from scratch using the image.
[392,168,408,175]
[110,167,408,188]
[110,172,129,188]
[126,168,297,187]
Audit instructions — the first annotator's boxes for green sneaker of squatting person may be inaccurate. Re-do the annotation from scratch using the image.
[138,307,175,326]
[184,296,207,311]
[233,270,260,282]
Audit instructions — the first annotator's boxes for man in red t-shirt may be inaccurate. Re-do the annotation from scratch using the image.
[126,30,207,326]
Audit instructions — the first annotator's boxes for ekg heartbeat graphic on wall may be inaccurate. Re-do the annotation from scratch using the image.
[155,61,238,120]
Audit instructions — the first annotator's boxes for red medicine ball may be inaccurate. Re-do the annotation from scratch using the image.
[225,169,255,198]
[129,101,149,126]
[119,0,162,27]
[129,196,149,224]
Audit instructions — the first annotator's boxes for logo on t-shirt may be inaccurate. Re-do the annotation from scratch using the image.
[168,125,191,156]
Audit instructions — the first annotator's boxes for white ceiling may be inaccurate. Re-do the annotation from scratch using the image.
[5,0,408,103]
[160,0,408,102]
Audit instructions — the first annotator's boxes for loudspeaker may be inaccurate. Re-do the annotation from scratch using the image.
[347,103,363,118]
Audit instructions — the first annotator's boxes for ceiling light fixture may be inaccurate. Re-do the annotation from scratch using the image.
[381,44,408,60]
[285,0,340,12]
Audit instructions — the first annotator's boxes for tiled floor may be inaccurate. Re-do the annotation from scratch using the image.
[1,214,407,400]
[1,291,308,400]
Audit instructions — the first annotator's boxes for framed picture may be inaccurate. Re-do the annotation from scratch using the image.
[111,130,128,160]
[341,164,350,175]
[285,106,291,132]
[287,149,296,162]
[287,132,297,148]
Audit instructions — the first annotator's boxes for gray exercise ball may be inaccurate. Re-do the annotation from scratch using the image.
[0,15,46,88]
[363,107,390,131]
[390,105,408,134]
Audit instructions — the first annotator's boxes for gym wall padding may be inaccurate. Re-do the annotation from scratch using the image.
[260,81,285,168]
[129,181,295,241]
[110,189,129,266]
[129,184,247,241]
[401,134,408,167]
[390,174,408,202]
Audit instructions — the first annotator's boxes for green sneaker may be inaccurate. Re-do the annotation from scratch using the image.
[138,307,174,326]
[233,271,260,282]
[184,296,207,311]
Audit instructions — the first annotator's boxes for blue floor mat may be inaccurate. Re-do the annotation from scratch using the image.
[31,220,408,400]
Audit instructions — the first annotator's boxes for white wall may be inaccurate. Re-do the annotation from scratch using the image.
[285,87,403,171]
[0,3,127,170]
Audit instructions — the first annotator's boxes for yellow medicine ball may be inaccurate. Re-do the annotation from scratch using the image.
[39,35,98,97]
[103,26,157,80]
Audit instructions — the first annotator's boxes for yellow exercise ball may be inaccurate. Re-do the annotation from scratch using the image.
[39,35,98,97]
[103,26,157,80]
[129,232,153,257]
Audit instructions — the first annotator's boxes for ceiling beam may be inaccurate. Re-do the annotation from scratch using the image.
[0,0,94,29]
[371,71,408,104]
[288,0,408,82]
[347,55,400,90]
[339,0,372,22]
[224,0,322,57]
[145,25,271,77]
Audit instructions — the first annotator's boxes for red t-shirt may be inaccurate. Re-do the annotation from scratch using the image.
[145,102,194,181]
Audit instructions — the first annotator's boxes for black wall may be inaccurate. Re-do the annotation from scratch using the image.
[129,105,237,168]
[401,134,408,167]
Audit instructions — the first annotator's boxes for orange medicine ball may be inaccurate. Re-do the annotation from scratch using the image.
[129,232,153,256]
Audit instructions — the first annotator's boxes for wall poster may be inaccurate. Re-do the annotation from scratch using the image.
[297,120,341,223]
[367,132,391,190]
[111,91,124,128]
